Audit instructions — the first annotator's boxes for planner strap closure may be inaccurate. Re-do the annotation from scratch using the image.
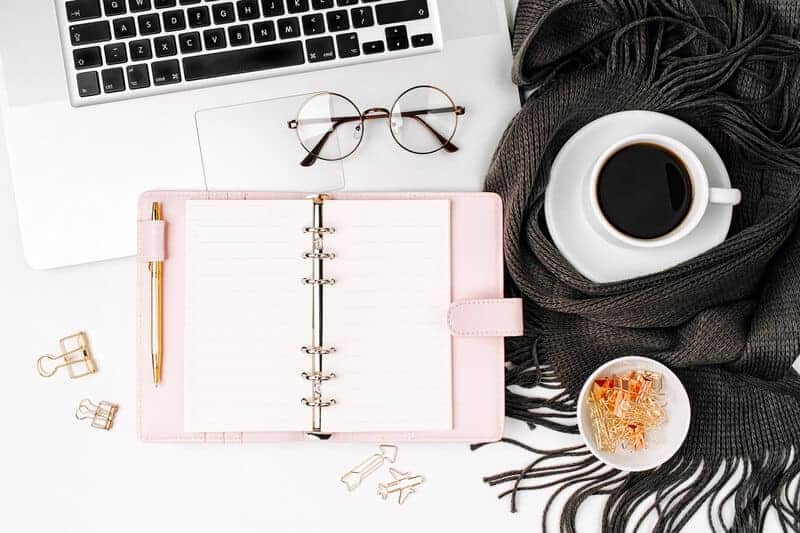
[447,298,524,337]
[138,220,166,262]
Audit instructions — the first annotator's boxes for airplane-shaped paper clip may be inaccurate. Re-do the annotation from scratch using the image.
[377,468,425,505]
[76,398,118,431]
[340,444,398,491]
[36,332,97,379]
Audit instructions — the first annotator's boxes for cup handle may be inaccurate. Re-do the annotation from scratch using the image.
[709,187,741,206]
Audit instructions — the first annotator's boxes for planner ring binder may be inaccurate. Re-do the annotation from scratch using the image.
[302,277,336,286]
[302,194,337,439]
[303,251,335,260]
[304,226,336,235]
[302,371,336,382]
[301,346,336,355]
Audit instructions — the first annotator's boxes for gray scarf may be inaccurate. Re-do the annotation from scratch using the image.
[480,0,800,530]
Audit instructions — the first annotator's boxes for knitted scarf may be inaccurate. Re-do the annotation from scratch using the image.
[480,0,800,531]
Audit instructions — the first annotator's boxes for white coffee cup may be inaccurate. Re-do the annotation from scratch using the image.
[584,134,741,248]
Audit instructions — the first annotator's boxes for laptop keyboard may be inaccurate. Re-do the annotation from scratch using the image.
[59,0,442,106]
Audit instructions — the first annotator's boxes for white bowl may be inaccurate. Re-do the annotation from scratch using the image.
[576,356,691,472]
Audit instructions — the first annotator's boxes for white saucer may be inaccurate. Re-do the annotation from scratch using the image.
[545,111,733,283]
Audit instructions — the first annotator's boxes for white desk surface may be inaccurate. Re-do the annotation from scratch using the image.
[2,2,795,530]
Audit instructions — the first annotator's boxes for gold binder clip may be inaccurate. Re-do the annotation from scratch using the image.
[76,399,118,431]
[341,444,398,491]
[377,468,425,505]
[36,332,97,379]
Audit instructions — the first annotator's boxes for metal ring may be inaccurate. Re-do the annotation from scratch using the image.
[301,398,337,408]
[301,346,336,355]
[302,277,336,286]
[302,371,336,382]
[304,226,336,235]
[303,251,336,260]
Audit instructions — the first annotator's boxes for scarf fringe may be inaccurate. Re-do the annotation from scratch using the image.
[490,336,800,531]
[474,438,800,532]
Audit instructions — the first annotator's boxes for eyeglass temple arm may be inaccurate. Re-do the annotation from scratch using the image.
[291,106,466,167]
[296,115,363,168]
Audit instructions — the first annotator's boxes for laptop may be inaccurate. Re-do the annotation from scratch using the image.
[0,0,519,269]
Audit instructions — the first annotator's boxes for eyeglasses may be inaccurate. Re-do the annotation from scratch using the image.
[287,85,466,167]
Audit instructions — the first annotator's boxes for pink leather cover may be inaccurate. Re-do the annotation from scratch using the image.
[137,220,166,262]
[448,298,523,337]
[137,191,514,443]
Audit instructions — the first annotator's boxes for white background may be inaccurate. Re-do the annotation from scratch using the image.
[1,1,797,531]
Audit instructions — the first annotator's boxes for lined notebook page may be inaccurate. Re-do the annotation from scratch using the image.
[183,200,310,432]
[323,200,453,432]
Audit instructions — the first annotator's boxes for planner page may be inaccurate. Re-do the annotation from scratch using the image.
[323,200,453,432]
[183,200,310,432]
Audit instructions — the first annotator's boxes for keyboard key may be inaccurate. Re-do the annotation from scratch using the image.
[73,46,102,69]
[66,0,101,21]
[306,36,335,62]
[129,39,153,60]
[252,21,276,42]
[103,0,127,15]
[188,6,211,27]
[138,13,162,35]
[375,0,429,25]
[312,0,333,8]
[411,33,433,47]
[337,0,357,5]
[70,21,112,45]
[129,0,151,12]
[179,31,203,53]
[326,10,349,31]
[261,0,285,17]
[212,3,235,24]
[351,7,373,28]
[203,28,228,49]
[152,59,182,85]
[101,67,126,92]
[385,25,408,50]
[302,14,325,35]
[237,0,261,20]
[286,0,309,13]
[163,10,186,31]
[228,25,251,46]
[104,42,128,63]
[126,64,150,89]
[112,17,136,39]
[154,35,178,56]
[336,32,359,58]
[182,41,304,81]
[277,17,300,39]
[179,0,201,4]
[77,71,100,97]
[362,40,384,54]
[154,0,177,7]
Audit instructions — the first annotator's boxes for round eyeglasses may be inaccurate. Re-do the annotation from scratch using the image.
[287,86,466,167]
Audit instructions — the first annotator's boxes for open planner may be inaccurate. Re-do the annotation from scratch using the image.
[137,192,523,442]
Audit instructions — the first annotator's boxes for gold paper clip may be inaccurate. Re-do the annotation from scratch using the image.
[340,444,398,491]
[36,332,97,379]
[76,399,118,431]
[377,468,425,504]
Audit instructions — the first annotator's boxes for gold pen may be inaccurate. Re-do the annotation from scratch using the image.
[150,202,163,387]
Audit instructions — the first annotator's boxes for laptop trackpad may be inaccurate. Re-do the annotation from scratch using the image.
[196,94,345,192]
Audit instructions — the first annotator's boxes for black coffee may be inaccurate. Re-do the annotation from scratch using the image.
[596,143,693,240]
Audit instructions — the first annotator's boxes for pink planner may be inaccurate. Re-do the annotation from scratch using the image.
[136,191,522,443]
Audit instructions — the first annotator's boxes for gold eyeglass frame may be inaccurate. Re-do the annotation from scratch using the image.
[287,85,466,167]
